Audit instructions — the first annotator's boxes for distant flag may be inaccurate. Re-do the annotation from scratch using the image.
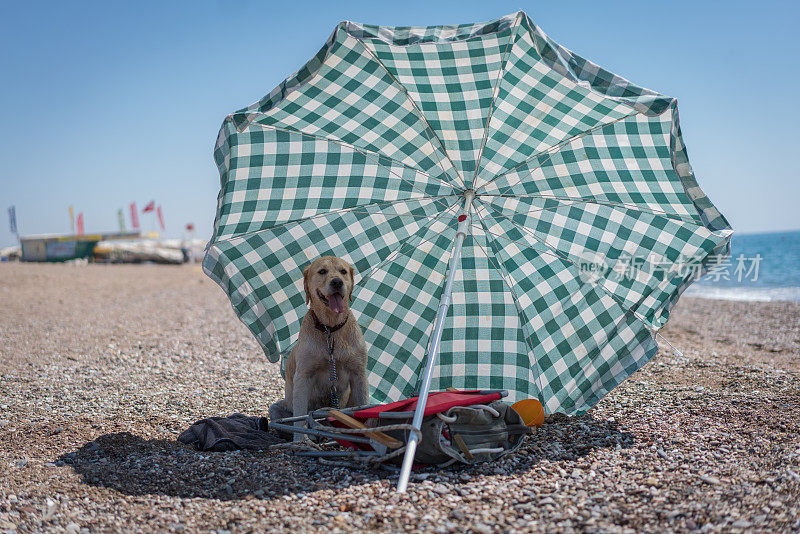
[129,202,140,230]
[76,213,84,235]
[142,200,155,213]
[156,205,165,230]
[8,206,17,236]
[68,205,75,233]
[185,223,195,231]
[117,209,126,232]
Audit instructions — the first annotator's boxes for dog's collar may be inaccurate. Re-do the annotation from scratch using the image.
[309,310,348,334]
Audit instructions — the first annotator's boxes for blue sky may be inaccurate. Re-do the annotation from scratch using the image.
[1,0,798,248]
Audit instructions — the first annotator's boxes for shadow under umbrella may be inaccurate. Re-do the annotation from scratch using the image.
[56,431,391,500]
[57,412,633,499]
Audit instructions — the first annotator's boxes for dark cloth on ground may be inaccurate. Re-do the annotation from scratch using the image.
[178,413,282,451]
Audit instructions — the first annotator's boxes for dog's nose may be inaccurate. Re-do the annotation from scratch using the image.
[330,277,344,290]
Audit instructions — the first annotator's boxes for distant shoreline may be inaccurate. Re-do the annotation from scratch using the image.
[686,284,800,303]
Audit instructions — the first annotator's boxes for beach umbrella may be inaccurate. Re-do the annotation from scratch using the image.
[204,11,731,491]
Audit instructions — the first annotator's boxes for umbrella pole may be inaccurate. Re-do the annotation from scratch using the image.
[396,190,475,493]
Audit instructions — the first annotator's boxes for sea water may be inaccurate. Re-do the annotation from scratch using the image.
[685,229,800,302]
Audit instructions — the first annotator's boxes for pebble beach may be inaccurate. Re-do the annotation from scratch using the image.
[1,262,799,533]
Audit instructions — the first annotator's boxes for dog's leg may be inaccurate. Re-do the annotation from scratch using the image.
[291,371,311,442]
[339,384,351,408]
[268,399,292,422]
[268,400,295,442]
[348,372,369,407]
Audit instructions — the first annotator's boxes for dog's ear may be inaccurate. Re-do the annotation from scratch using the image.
[347,263,355,302]
[303,264,312,305]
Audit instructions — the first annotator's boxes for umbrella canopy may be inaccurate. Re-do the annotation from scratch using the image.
[205,11,731,416]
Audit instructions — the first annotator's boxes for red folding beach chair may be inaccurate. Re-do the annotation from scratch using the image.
[269,389,530,467]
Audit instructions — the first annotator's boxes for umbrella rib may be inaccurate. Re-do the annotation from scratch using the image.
[470,12,523,188]
[480,211,643,412]
[470,208,548,400]
[478,199,657,328]
[353,199,462,290]
[474,219,626,413]
[210,195,458,246]
[245,121,456,197]
[476,204,672,397]
[476,210,675,409]
[476,111,639,194]
[354,36,467,190]
[472,204,571,263]
[481,193,707,229]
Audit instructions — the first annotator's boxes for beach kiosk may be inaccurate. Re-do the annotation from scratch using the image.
[20,231,141,262]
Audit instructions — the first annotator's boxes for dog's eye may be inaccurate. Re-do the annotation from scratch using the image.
[340,269,346,275]
[318,269,327,275]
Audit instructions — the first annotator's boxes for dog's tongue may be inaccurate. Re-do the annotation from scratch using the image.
[328,293,345,314]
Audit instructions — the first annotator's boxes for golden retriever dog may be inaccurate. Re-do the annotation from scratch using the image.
[268,256,368,437]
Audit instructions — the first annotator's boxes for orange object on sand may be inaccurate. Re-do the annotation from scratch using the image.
[511,398,544,427]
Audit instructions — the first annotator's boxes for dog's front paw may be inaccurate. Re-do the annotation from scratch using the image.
[292,420,315,443]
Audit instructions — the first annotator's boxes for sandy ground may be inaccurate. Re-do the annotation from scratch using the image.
[1,262,798,533]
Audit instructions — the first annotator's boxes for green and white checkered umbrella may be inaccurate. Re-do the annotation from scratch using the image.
[205,11,731,418]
